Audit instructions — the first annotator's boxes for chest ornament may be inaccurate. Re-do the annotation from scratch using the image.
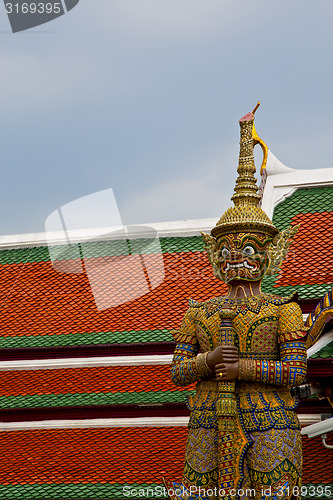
[189,293,295,319]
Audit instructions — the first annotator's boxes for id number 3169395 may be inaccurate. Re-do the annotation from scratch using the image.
[5,2,62,14]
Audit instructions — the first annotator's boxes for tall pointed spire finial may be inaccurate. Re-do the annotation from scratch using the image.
[231,107,261,208]
[211,104,279,238]
[252,101,260,115]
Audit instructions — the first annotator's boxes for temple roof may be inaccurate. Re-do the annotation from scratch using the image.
[0,233,227,351]
[261,184,333,300]
[1,191,333,352]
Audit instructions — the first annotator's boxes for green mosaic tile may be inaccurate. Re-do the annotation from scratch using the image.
[0,237,205,266]
[0,483,330,500]
[0,329,174,349]
[310,339,333,359]
[0,483,167,500]
[272,185,333,230]
[261,279,332,301]
[0,246,50,265]
[0,389,194,410]
[160,236,204,254]
[260,274,279,295]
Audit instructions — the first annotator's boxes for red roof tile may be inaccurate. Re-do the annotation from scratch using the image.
[303,433,333,483]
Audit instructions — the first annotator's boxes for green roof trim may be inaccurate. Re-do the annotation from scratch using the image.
[0,329,174,349]
[261,277,332,300]
[0,483,330,500]
[0,389,194,409]
[309,339,333,359]
[0,246,50,265]
[272,185,333,230]
[161,236,204,254]
[0,483,167,500]
[0,236,205,266]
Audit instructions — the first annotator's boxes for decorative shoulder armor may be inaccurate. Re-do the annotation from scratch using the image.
[264,292,298,306]
[278,301,309,343]
[279,329,309,343]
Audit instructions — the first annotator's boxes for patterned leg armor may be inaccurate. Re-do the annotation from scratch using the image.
[245,428,302,500]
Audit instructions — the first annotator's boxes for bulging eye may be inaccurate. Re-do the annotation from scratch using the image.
[243,245,255,256]
[221,247,229,258]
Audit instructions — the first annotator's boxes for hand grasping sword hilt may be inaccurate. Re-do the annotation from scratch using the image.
[210,307,238,495]
[218,308,236,347]
[213,308,237,421]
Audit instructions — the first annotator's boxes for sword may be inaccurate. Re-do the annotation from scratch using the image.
[213,308,237,500]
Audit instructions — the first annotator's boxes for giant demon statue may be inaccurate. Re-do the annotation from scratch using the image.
[164,108,307,500]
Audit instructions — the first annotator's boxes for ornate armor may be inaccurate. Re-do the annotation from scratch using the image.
[170,294,307,499]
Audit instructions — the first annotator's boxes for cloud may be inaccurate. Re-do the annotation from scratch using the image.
[119,149,236,225]
[86,0,251,40]
[0,52,89,114]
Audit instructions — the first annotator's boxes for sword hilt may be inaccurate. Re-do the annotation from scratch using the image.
[214,308,237,420]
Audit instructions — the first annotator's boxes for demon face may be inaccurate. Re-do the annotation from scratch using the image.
[216,232,272,283]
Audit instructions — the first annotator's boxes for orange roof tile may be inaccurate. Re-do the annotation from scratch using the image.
[0,252,226,339]
[0,365,194,397]
[275,212,333,287]
[0,427,187,484]
[0,427,330,485]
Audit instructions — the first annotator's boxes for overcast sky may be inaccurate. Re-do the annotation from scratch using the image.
[0,0,332,235]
